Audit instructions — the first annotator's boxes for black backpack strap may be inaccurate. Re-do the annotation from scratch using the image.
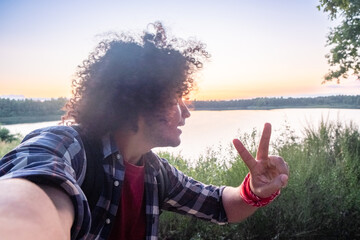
[72,125,104,212]
[156,158,170,210]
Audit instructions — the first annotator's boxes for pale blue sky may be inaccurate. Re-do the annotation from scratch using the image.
[1,0,359,100]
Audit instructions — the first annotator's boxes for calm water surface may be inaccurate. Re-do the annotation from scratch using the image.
[4,108,359,161]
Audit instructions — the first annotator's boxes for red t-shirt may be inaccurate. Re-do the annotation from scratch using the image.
[108,160,146,240]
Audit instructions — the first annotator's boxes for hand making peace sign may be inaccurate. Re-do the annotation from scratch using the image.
[233,123,289,198]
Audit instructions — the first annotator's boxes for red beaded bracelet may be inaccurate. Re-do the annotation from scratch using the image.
[240,173,280,207]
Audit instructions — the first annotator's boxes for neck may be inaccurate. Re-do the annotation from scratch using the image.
[114,129,151,165]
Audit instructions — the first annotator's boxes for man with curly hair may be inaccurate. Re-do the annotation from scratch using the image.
[0,22,289,240]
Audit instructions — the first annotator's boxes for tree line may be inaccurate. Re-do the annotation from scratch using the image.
[190,95,360,110]
[0,95,359,124]
[0,98,67,124]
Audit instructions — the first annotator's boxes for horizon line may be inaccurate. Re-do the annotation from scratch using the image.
[1,93,359,102]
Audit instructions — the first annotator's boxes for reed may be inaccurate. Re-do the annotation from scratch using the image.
[159,120,360,239]
[0,121,358,238]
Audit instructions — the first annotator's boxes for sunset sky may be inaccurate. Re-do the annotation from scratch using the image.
[0,0,359,100]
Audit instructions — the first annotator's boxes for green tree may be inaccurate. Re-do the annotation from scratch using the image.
[0,126,17,143]
[318,0,360,83]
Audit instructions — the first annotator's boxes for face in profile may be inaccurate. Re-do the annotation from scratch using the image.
[143,98,191,148]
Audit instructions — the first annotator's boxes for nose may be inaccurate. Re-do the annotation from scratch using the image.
[180,101,191,119]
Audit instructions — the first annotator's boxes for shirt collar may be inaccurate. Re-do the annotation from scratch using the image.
[101,133,119,160]
[100,133,161,174]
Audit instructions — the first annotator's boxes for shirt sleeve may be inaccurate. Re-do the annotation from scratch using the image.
[160,158,228,224]
[0,126,91,239]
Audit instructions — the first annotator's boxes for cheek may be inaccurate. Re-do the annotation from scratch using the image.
[158,105,181,126]
[167,106,181,124]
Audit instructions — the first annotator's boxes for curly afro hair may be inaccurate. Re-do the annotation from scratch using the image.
[62,22,210,138]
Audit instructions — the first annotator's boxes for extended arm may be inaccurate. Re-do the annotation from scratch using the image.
[222,123,289,222]
[0,126,92,239]
[0,178,74,240]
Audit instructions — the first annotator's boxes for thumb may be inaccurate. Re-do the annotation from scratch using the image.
[271,174,288,190]
[252,174,288,198]
[259,174,288,196]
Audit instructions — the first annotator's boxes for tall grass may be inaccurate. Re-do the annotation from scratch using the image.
[0,139,21,158]
[159,120,360,239]
[0,121,358,239]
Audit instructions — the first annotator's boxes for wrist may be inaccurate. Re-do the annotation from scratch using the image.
[240,173,280,207]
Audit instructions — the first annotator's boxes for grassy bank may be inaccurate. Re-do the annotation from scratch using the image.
[0,139,21,158]
[0,121,359,239]
[158,121,360,239]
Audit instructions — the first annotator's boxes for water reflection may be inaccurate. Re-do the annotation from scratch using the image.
[4,109,359,161]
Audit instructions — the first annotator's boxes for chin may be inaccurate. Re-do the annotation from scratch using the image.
[162,137,181,148]
[170,141,181,147]
[163,140,181,148]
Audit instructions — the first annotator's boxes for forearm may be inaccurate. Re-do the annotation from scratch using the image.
[222,186,257,223]
[0,178,73,240]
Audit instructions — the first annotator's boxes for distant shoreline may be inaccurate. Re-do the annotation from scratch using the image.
[1,106,359,125]
[189,95,360,111]
[1,95,359,125]
[192,105,360,111]
[0,115,62,125]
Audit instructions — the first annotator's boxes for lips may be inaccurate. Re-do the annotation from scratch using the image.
[177,120,186,127]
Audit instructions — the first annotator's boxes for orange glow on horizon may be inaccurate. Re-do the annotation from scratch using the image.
[0,81,72,99]
[2,75,359,101]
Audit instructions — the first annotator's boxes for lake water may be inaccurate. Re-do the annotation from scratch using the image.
[4,108,359,161]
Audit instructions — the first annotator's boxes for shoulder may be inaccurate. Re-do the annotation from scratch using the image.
[145,151,174,174]
[23,125,80,142]
[20,125,84,154]
[1,125,86,179]
[149,153,189,187]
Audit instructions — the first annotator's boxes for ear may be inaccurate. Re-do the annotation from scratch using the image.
[136,115,146,132]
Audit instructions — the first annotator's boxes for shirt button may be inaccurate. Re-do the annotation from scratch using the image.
[105,218,111,224]
[114,180,119,187]
[116,153,121,160]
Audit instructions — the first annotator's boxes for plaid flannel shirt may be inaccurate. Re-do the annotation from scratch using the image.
[0,126,228,239]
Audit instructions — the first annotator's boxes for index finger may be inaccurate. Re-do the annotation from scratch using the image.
[233,138,257,170]
[256,123,272,160]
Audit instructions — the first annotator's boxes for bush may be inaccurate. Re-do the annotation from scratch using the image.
[0,126,21,158]
[159,121,360,239]
[0,126,19,143]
